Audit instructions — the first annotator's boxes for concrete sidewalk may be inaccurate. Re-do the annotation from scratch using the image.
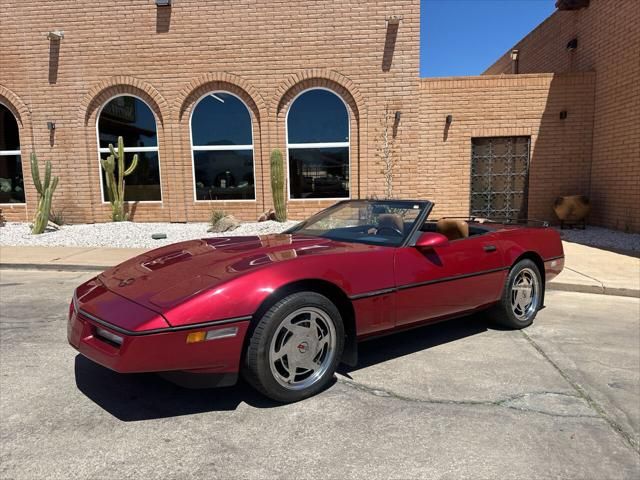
[1,241,638,297]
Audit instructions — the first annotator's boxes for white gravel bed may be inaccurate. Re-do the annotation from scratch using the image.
[2,221,637,253]
[558,226,640,253]
[0,220,299,249]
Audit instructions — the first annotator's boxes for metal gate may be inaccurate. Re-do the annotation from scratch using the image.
[470,136,530,220]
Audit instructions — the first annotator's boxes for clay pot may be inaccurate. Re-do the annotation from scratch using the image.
[553,195,591,222]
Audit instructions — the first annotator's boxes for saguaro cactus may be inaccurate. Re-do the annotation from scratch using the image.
[100,136,138,222]
[30,153,59,234]
[270,149,287,222]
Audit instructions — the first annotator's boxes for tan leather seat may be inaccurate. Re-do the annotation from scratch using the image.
[377,213,404,233]
[436,218,469,241]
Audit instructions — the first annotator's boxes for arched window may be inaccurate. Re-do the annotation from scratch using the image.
[191,92,255,201]
[286,88,349,199]
[0,103,25,204]
[97,95,161,201]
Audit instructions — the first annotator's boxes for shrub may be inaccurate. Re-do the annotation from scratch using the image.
[210,209,227,228]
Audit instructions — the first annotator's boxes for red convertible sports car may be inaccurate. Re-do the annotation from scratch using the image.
[68,199,564,402]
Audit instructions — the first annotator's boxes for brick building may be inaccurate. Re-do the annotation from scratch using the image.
[0,0,638,231]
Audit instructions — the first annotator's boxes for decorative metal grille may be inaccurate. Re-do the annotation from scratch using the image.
[470,136,530,220]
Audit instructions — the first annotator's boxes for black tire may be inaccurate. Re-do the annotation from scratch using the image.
[243,291,345,403]
[491,259,543,329]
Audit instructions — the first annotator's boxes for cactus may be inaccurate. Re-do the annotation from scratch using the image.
[270,149,287,222]
[30,153,59,234]
[100,136,138,222]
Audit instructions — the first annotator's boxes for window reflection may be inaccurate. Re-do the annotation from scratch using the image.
[289,147,349,199]
[194,150,255,200]
[98,96,157,148]
[288,89,349,144]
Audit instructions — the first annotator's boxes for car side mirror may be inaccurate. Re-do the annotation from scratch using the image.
[415,232,449,250]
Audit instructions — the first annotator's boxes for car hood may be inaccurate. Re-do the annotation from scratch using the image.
[98,234,370,318]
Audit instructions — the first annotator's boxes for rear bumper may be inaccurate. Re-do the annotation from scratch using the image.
[67,305,250,375]
[544,256,565,283]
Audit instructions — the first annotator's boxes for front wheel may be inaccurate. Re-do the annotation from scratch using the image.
[243,292,344,403]
[491,259,543,329]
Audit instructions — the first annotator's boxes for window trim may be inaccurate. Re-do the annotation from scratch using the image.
[95,94,163,204]
[285,87,351,202]
[189,90,257,203]
[0,101,26,205]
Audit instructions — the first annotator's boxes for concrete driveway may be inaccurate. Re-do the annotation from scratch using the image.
[1,269,638,479]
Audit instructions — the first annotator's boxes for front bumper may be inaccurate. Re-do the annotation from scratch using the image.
[67,303,250,376]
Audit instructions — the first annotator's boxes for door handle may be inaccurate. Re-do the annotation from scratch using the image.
[483,245,497,252]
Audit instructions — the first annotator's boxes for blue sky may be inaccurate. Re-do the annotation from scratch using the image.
[421,0,556,77]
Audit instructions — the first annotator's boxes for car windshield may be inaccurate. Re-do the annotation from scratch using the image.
[286,200,431,246]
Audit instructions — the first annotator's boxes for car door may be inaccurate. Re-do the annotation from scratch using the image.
[393,232,506,327]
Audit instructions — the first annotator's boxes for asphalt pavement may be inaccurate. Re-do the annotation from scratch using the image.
[0,269,638,479]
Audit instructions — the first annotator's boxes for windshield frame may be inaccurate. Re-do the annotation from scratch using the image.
[285,199,434,247]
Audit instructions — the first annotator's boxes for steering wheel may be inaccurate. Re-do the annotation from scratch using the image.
[376,226,403,237]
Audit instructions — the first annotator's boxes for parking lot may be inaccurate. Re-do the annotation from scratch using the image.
[1,269,638,479]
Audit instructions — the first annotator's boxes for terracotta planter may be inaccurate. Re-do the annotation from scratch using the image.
[553,195,590,229]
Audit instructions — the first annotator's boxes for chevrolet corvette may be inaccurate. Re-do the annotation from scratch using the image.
[68,199,564,402]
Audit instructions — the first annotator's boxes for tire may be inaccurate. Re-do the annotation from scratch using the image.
[491,259,543,329]
[243,291,345,403]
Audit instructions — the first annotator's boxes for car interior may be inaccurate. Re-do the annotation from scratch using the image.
[420,218,490,241]
[371,213,490,241]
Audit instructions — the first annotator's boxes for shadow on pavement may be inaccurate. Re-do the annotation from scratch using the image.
[74,355,280,421]
[76,312,491,421]
[340,312,489,374]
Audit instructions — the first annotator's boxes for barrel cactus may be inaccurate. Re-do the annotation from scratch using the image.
[100,136,138,222]
[30,153,59,234]
[270,149,287,222]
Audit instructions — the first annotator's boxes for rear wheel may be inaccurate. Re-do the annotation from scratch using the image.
[491,259,542,329]
[243,292,344,403]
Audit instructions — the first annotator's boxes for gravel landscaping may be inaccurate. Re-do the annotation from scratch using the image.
[0,220,299,249]
[1,221,637,253]
[558,226,640,253]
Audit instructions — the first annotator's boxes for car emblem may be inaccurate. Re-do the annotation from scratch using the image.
[297,342,309,353]
[118,278,135,287]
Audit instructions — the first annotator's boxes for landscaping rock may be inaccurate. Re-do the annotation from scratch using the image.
[151,233,167,240]
[208,215,241,233]
[258,209,276,222]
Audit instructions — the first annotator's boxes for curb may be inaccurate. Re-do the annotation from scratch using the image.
[2,262,639,299]
[0,263,107,272]
[547,281,639,299]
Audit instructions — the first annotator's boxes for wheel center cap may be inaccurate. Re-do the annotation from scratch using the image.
[297,341,309,354]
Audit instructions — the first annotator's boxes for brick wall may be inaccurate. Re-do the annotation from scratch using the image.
[418,73,596,222]
[0,0,420,223]
[484,0,640,232]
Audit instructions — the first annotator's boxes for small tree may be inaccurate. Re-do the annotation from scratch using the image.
[377,104,397,199]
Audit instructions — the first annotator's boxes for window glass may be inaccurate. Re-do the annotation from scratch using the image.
[287,89,350,199]
[193,150,255,200]
[288,89,349,144]
[97,96,161,201]
[191,93,252,146]
[191,92,254,201]
[289,147,349,199]
[0,104,25,203]
[98,96,157,148]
